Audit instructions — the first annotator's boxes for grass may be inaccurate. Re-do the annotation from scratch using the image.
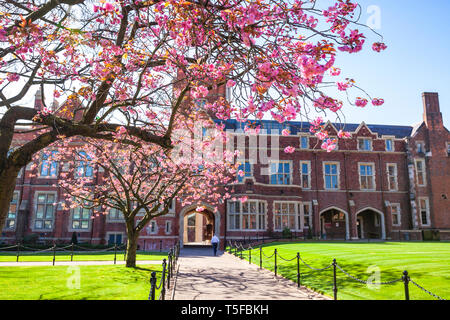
[0,250,168,262]
[0,264,164,300]
[230,241,450,300]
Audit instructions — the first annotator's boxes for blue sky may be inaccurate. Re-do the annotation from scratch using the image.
[331,0,450,128]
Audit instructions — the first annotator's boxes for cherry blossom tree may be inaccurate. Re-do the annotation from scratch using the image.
[0,0,386,230]
[53,118,235,267]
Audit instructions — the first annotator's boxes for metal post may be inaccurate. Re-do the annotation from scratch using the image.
[114,244,117,265]
[333,259,337,300]
[71,243,74,262]
[149,271,156,300]
[52,244,56,266]
[16,242,20,263]
[249,247,251,264]
[274,249,277,276]
[167,252,172,290]
[403,270,410,300]
[260,245,262,269]
[160,240,162,252]
[161,259,167,300]
[297,252,300,287]
[240,245,243,259]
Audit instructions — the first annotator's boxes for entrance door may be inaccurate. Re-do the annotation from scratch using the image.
[357,218,363,239]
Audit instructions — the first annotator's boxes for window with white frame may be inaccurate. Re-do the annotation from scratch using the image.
[416,141,425,153]
[299,135,309,149]
[419,198,430,226]
[75,151,94,178]
[323,162,339,190]
[385,139,394,152]
[165,221,172,234]
[227,200,265,231]
[237,161,252,183]
[270,161,291,185]
[446,142,450,155]
[148,221,158,234]
[300,161,311,189]
[5,191,19,230]
[391,204,401,226]
[40,151,58,177]
[359,163,375,190]
[387,163,398,191]
[107,207,124,222]
[71,204,91,230]
[34,193,56,230]
[414,159,426,186]
[302,202,312,229]
[274,201,300,231]
[228,201,241,230]
[358,138,372,151]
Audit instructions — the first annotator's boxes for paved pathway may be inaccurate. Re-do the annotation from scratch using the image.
[172,248,329,300]
[0,260,161,267]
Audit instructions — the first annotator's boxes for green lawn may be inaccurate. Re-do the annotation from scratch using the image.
[231,241,450,300]
[0,264,164,300]
[0,251,168,262]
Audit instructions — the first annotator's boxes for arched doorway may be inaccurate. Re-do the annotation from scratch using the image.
[178,204,220,247]
[319,207,349,240]
[356,208,386,240]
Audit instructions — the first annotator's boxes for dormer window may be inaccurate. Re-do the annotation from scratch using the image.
[299,135,309,149]
[385,139,394,152]
[416,141,425,153]
[358,138,372,151]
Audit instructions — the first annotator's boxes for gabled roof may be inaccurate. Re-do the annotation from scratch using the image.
[215,119,414,138]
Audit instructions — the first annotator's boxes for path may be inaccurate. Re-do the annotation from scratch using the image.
[172,247,329,300]
[0,260,161,267]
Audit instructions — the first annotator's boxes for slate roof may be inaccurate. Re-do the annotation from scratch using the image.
[215,119,414,138]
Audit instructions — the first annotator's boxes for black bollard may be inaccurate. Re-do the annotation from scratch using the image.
[52,244,56,266]
[274,249,277,276]
[149,271,156,300]
[16,242,20,263]
[297,252,301,287]
[260,245,262,269]
[71,243,74,262]
[403,270,410,300]
[114,244,117,265]
[333,259,337,300]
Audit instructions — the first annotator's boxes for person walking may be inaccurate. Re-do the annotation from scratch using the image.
[211,234,220,256]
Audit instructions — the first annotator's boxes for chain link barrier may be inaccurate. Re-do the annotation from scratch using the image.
[227,241,447,300]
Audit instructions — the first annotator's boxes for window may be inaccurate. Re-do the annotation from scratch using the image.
[194,99,207,111]
[391,204,401,226]
[387,164,398,191]
[34,193,56,230]
[302,202,312,229]
[274,201,300,231]
[416,141,424,153]
[446,142,450,156]
[323,162,339,190]
[107,207,124,222]
[300,161,311,189]
[165,221,172,234]
[414,159,426,186]
[237,161,252,183]
[358,138,372,151]
[71,205,91,230]
[227,200,266,231]
[385,139,394,152]
[108,233,123,245]
[359,163,375,190]
[40,151,58,177]
[75,151,94,178]
[148,221,158,234]
[270,161,291,185]
[228,201,241,230]
[5,192,19,230]
[419,198,430,226]
[299,136,309,149]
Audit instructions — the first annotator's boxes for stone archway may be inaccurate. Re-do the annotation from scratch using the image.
[355,207,386,240]
[178,204,220,248]
[319,207,350,240]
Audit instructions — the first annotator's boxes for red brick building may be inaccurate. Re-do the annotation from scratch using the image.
[2,91,449,249]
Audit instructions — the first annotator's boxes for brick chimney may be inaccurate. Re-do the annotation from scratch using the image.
[422,92,443,129]
[34,89,43,111]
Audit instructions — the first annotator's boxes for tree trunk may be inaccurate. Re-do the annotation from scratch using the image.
[125,231,139,268]
[0,168,20,231]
